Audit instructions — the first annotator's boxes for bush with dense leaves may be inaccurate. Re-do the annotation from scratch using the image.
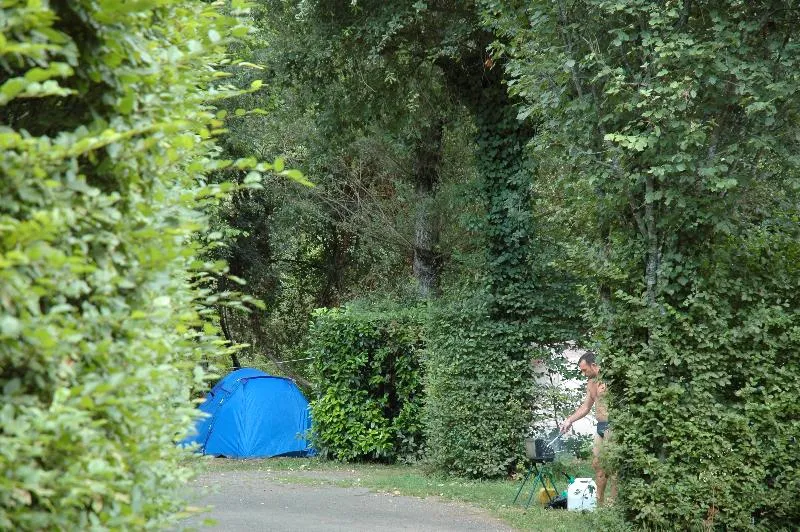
[307,307,425,462]
[489,0,800,527]
[605,226,800,529]
[423,299,534,478]
[0,1,260,528]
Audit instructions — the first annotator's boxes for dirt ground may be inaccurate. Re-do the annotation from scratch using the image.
[178,469,513,532]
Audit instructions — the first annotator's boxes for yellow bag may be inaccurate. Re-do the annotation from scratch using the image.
[537,486,558,505]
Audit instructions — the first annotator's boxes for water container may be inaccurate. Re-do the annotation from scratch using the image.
[567,477,597,511]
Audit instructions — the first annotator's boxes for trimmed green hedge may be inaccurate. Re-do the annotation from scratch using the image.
[1,1,254,528]
[423,300,532,478]
[606,225,800,530]
[307,307,425,462]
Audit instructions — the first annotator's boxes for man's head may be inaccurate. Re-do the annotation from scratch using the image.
[578,351,599,379]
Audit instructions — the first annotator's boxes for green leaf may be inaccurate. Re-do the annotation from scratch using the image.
[0,78,28,104]
[280,168,313,187]
[0,315,22,337]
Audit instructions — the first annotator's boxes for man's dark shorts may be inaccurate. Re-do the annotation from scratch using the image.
[597,421,610,438]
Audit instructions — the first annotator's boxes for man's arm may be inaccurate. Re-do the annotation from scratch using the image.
[560,387,595,434]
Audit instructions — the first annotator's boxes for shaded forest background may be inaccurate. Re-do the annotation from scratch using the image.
[212,2,800,529]
[1,0,798,530]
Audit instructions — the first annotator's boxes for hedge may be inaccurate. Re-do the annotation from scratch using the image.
[606,225,800,530]
[423,299,532,478]
[307,307,425,462]
[1,1,255,528]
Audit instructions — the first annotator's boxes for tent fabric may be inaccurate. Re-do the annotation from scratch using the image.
[184,368,314,458]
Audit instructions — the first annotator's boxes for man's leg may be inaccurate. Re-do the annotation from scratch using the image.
[592,434,608,505]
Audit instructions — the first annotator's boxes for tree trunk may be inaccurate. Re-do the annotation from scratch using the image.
[412,120,444,299]
[219,304,242,370]
[217,275,242,370]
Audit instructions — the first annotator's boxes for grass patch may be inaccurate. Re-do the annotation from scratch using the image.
[190,456,608,531]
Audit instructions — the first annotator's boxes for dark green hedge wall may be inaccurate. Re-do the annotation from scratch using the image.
[423,300,532,478]
[307,307,425,462]
[606,226,800,530]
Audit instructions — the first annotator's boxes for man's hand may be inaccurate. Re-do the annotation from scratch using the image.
[559,420,572,434]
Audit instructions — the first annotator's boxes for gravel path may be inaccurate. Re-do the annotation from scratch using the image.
[178,471,512,532]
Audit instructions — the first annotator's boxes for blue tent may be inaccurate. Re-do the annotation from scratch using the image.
[184,368,314,458]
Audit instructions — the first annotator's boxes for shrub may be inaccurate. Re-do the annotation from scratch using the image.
[0,1,254,528]
[423,299,533,478]
[490,0,800,526]
[307,307,425,462]
[606,225,800,530]
[562,434,593,461]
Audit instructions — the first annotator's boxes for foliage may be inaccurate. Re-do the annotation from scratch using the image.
[419,41,586,479]
[307,306,426,462]
[561,433,593,462]
[0,0,266,528]
[423,298,534,478]
[203,1,496,383]
[488,0,800,528]
[606,225,800,530]
[230,1,588,477]
[267,0,462,299]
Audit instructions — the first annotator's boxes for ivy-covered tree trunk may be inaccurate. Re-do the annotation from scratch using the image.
[422,54,585,477]
[474,91,535,321]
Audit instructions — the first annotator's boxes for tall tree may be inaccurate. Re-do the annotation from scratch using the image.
[206,0,490,377]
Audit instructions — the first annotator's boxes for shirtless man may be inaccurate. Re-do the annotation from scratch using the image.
[559,351,615,504]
